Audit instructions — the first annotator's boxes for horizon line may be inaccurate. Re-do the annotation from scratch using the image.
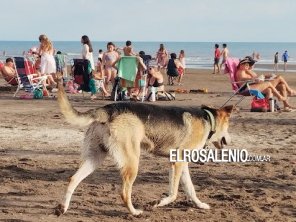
[0,40,296,43]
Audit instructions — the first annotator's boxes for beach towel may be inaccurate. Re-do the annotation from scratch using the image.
[224,57,240,91]
[117,56,138,82]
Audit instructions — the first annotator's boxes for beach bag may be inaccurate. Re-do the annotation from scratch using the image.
[33,88,43,99]
[250,97,269,112]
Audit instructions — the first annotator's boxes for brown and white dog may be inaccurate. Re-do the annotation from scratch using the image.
[54,81,233,216]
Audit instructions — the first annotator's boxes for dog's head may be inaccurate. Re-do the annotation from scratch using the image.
[203,105,234,149]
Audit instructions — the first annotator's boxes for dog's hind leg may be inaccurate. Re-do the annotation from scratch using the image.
[119,148,142,216]
[155,162,184,207]
[180,163,210,209]
[55,153,106,216]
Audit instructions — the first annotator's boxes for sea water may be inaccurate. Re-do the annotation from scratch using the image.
[0,41,295,71]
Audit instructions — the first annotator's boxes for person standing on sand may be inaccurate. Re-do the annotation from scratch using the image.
[282,50,288,72]
[81,35,95,71]
[102,42,120,88]
[274,52,279,73]
[156,43,168,69]
[177,50,186,85]
[38,34,57,95]
[220,43,229,70]
[212,44,221,74]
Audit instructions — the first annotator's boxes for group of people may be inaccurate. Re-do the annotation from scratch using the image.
[155,44,186,85]
[1,37,295,110]
[274,50,289,72]
[82,39,186,100]
[213,43,229,74]
[0,34,58,96]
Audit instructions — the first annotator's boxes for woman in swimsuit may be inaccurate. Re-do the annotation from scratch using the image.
[236,57,296,111]
[148,66,164,92]
[156,43,168,69]
[102,42,120,91]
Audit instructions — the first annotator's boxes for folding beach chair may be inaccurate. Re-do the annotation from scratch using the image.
[221,57,265,107]
[112,56,138,101]
[13,57,47,97]
[72,59,92,93]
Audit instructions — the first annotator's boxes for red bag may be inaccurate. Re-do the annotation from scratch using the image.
[251,97,269,112]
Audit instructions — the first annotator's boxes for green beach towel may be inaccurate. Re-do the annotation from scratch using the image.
[117,56,138,82]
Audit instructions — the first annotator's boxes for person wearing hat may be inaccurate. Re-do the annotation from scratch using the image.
[236,56,296,111]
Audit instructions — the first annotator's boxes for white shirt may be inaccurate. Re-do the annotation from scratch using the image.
[82,44,95,70]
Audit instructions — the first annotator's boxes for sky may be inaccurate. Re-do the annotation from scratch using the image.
[1,0,296,42]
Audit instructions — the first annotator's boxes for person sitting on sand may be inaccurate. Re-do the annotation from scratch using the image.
[1,58,18,85]
[89,71,111,100]
[148,66,165,92]
[167,53,184,85]
[236,57,296,111]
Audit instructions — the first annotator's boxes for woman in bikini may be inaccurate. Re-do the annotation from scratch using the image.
[102,42,120,92]
[148,66,164,92]
[156,44,168,69]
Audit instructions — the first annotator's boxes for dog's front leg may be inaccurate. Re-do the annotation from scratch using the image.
[180,163,210,209]
[155,162,184,207]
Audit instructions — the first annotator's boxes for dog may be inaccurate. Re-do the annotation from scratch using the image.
[54,80,233,216]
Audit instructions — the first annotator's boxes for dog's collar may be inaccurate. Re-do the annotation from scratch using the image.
[203,109,216,140]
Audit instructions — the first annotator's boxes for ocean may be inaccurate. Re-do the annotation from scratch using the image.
[0,41,296,70]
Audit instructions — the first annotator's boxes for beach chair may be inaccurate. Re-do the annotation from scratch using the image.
[112,56,138,101]
[221,57,265,107]
[72,59,92,92]
[13,57,47,97]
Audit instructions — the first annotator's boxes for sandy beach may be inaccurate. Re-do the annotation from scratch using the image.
[0,67,296,222]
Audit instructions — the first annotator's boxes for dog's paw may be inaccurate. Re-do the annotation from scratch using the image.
[54,204,66,216]
[198,202,210,210]
[131,209,143,216]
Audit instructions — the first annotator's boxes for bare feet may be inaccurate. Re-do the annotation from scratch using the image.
[90,95,97,100]
[288,89,296,96]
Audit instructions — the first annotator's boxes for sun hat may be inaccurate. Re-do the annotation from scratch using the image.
[239,56,256,66]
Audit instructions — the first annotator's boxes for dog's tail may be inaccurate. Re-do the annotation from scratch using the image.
[57,78,96,127]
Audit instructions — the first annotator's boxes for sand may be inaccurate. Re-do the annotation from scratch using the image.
[0,68,296,222]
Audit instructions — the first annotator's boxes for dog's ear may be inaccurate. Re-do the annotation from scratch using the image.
[220,105,234,116]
